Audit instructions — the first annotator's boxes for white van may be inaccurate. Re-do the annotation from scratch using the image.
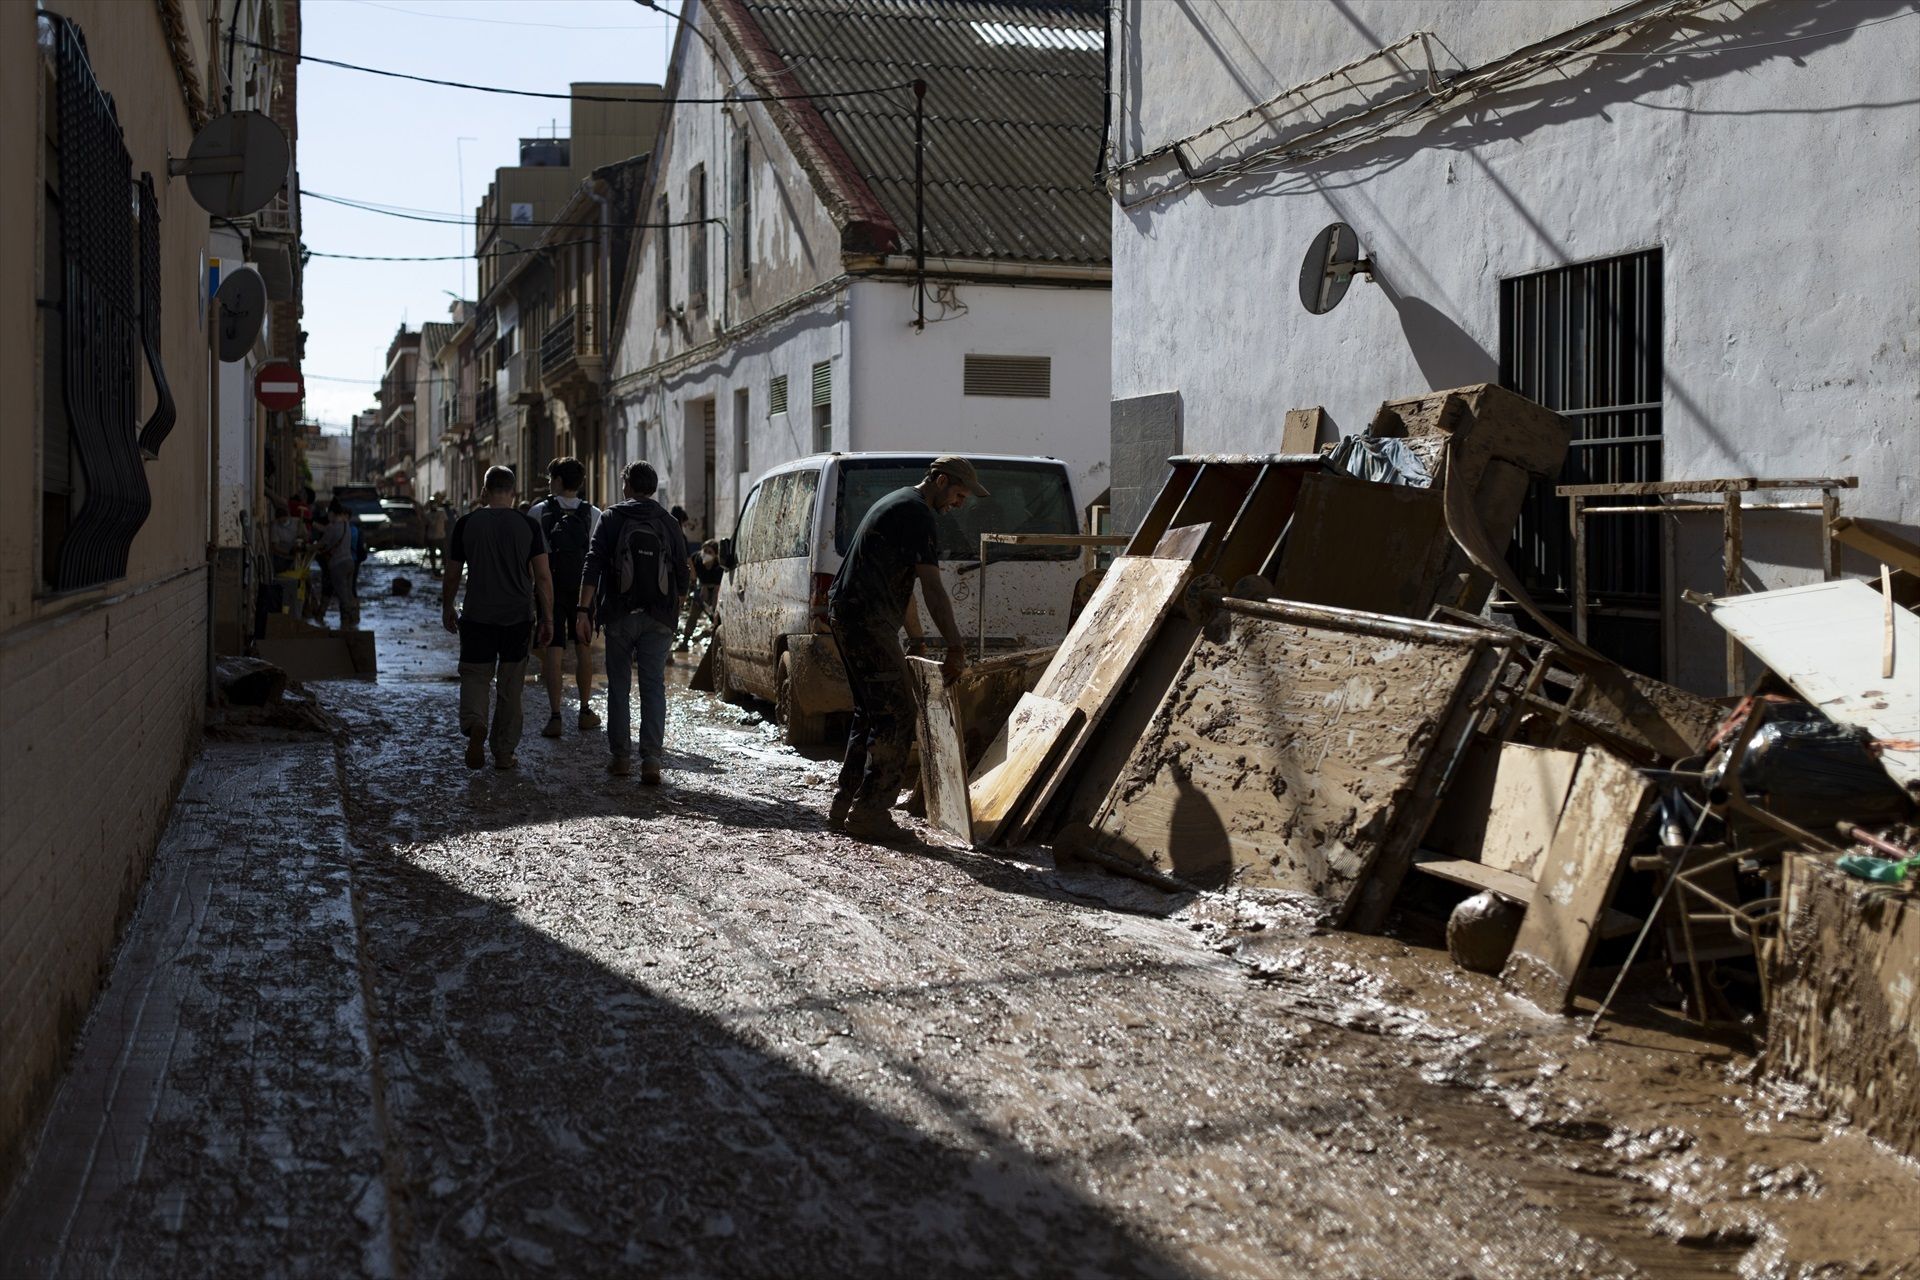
[716,452,1084,744]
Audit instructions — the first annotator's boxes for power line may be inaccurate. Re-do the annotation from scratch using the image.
[238,37,913,104]
[308,240,596,261]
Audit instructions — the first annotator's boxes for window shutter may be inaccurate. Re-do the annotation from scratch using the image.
[964,354,1051,398]
[811,361,832,408]
[769,374,788,415]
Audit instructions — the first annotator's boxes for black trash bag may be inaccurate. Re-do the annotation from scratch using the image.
[1720,703,1912,831]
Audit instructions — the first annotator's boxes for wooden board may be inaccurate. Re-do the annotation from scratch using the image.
[1087,608,1491,917]
[1269,470,1450,619]
[1414,854,1638,940]
[1830,516,1920,578]
[971,528,1210,846]
[1705,579,1919,792]
[968,694,1082,846]
[1480,743,1581,878]
[1501,749,1655,1013]
[908,657,972,847]
[1280,406,1324,454]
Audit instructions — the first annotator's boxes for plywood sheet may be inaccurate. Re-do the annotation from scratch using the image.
[909,658,972,847]
[968,694,1082,846]
[1088,610,1487,915]
[1480,743,1581,878]
[1501,750,1654,1013]
[1705,579,1919,791]
[1269,471,1450,619]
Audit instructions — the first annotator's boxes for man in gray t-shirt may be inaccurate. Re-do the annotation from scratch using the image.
[443,466,554,770]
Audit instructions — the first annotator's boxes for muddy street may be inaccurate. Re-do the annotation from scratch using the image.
[6,554,1917,1279]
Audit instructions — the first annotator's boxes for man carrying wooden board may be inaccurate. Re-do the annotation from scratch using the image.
[827,457,982,840]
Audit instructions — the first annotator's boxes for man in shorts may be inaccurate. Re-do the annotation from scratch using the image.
[528,457,602,738]
[442,466,554,770]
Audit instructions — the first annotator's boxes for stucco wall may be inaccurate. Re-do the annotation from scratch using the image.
[848,280,1112,510]
[1113,0,1920,691]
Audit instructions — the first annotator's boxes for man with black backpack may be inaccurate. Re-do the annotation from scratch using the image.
[576,460,689,783]
[528,457,602,739]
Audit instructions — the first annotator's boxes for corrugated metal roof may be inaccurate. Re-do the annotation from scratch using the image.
[739,0,1110,266]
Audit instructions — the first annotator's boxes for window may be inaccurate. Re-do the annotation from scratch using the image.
[768,373,789,416]
[731,128,751,285]
[688,165,708,313]
[811,361,831,452]
[40,13,155,592]
[834,459,1077,560]
[1501,248,1664,675]
[733,387,750,474]
[964,354,1051,398]
[766,470,820,559]
[733,481,763,563]
[655,196,671,324]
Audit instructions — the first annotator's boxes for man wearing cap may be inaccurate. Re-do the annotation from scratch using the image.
[825,456,983,840]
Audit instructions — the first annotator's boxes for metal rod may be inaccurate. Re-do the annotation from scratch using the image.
[913,79,927,333]
[1723,490,1744,693]
[1582,502,1824,515]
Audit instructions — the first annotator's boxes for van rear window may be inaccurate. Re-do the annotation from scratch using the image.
[835,460,1076,560]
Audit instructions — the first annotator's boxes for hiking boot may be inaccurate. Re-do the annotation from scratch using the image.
[608,755,632,778]
[494,752,517,771]
[640,759,663,786]
[827,790,855,830]
[843,807,909,843]
[541,713,563,739]
[464,730,486,769]
[579,707,601,730]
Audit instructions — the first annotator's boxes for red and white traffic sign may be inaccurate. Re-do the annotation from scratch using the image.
[254,360,305,412]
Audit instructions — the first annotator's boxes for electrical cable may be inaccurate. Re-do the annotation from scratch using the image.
[235,37,914,104]
[307,241,597,261]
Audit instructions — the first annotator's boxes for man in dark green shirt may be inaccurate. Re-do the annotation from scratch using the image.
[826,457,981,840]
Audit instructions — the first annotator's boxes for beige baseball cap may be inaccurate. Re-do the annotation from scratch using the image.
[930,455,990,496]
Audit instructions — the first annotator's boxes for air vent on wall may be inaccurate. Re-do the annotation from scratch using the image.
[768,373,788,415]
[811,360,832,407]
[964,354,1051,398]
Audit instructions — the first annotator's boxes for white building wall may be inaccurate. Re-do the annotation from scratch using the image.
[1114,0,1920,692]
[848,280,1112,510]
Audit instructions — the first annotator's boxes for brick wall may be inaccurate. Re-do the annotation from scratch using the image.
[0,567,208,1188]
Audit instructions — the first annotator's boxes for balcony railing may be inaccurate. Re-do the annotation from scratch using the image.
[475,383,497,432]
[539,304,600,377]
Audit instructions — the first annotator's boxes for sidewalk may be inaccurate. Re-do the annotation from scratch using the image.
[0,738,395,1279]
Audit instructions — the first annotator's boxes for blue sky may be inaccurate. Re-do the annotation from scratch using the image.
[298,0,678,431]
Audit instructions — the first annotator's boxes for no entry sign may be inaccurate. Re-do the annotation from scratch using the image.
[255,361,305,412]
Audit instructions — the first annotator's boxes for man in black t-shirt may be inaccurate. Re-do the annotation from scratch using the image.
[825,456,982,840]
[443,466,554,770]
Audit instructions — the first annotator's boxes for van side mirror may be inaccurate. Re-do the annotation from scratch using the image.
[719,537,738,571]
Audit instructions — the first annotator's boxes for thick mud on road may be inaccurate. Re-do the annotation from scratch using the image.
[267,560,1920,1275]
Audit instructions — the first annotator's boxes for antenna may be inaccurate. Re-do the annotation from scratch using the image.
[168,110,291,219]
[214,268,267,362]
[1298,222,1377,315]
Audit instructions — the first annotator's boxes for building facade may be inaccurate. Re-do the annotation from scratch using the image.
[604,0,1113,545]
[1110,0,1920,691]
[0,0,298,1189]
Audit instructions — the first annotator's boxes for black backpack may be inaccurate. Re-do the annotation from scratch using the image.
[540,499,592,582]
[606,511,671,615]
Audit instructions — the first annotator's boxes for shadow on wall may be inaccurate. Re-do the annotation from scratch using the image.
[1372,271,1497,391]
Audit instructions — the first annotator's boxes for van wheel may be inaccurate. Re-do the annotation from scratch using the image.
[776,652,826,747]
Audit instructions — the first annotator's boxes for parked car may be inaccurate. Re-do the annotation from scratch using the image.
[380,498,423,548]
[328,485,393,548]
[716,452,1083,745]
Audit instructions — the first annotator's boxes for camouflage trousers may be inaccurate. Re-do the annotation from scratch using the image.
[829,613,917,812]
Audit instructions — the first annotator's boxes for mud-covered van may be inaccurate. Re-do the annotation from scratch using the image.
[715,452,1082,745]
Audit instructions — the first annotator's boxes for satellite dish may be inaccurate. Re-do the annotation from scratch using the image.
[215,268,266,362]
[169,110,290,219]
[1298,222,1376,315]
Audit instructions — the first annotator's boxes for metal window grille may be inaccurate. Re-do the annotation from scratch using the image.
[135,173,174,458]
[964,354,1051,398]
[46,14,152,592]
[769,374,788,416]
[1500,248,1664,674]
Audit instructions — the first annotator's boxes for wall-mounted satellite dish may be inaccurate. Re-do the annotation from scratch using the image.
[1298,222,1377,315]
[215,268,266,362]
[169,110,289,219]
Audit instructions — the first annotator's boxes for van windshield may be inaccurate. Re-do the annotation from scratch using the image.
[834,460,1076,560]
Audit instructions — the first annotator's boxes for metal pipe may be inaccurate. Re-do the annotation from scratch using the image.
[1218,595,1492,647]
[913,79,926,332]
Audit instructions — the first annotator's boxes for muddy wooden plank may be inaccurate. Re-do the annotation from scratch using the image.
[1414,854,1638,939]
[1269,470,1449,619]
[1830,515,1920,578]
[1480,744,1582,878]
[1703,579,1919,792]
[1501,750,1655,1013]
[969,694,1082,846]
[1086,608,1489,918]
[909,657,973,847]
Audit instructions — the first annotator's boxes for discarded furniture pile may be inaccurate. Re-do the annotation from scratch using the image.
[915,383,1919,1109]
